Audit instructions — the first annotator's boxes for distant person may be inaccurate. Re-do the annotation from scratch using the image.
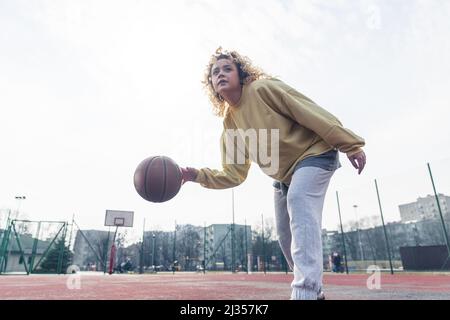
[122,257,133,272]
[332,252,342,273]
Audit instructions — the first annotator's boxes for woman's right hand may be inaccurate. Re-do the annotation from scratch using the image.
[347,150,366,175]
[180,167,199,185]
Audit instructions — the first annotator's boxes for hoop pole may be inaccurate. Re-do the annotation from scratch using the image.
[109,226,119,274]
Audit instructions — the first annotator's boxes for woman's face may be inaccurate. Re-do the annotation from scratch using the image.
[210,58,241,96]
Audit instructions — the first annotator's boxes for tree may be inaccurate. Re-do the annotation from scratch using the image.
[115,231,127,267]
[39,239,73,273]
[252,218,278,271]
[176,225,201,271]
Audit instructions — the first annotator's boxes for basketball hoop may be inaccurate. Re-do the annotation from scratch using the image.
[104,210,134,274]
[113,217,125,227]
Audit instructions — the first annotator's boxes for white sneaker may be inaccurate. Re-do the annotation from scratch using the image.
[317,291,326,300]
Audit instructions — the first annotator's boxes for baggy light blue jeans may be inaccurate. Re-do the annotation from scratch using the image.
[274,164,337,300]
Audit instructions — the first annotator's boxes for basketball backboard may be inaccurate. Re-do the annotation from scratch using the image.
[105,210,134,227]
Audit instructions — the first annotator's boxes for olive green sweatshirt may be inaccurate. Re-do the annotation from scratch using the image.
[196,78,365,189]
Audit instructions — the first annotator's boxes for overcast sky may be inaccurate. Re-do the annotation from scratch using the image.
[1,0,450,243]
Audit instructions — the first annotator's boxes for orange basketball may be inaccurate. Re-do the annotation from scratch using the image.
[133,156,182,203]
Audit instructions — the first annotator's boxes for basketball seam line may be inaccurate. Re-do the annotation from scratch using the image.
[161,157,167,203]
[144,157,156,201]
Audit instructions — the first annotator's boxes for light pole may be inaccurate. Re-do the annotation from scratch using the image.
[353,205,365,262]
[203,222,206,274]
[151,233,156,271]
[172,221,177,274]
[262,213,266,274]
[4,196,26,267]
[244,218,248,274]
[231,189,235,273]
[140,219,145,274]
[14,196,26,219]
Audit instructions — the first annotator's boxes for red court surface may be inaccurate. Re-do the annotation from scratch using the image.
[1,272,449,300]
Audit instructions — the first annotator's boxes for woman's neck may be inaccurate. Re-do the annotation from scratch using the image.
[222,85,243,106]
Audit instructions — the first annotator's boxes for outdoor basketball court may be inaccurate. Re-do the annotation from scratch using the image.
[1,272,449,300]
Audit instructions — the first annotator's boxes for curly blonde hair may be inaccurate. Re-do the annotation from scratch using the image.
[202,47,270,117]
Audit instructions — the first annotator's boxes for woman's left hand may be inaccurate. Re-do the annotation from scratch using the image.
[180,167,199,185]
[348,150,366,175]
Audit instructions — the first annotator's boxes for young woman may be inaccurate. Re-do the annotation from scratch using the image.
[181,48,366,300]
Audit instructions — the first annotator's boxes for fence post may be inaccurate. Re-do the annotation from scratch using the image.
[374,179,394,274]
[427,163,450,265]
[336,191,349,274]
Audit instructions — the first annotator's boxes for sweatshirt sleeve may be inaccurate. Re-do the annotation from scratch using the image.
[258,80,365,157]
[195,129,251,189]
